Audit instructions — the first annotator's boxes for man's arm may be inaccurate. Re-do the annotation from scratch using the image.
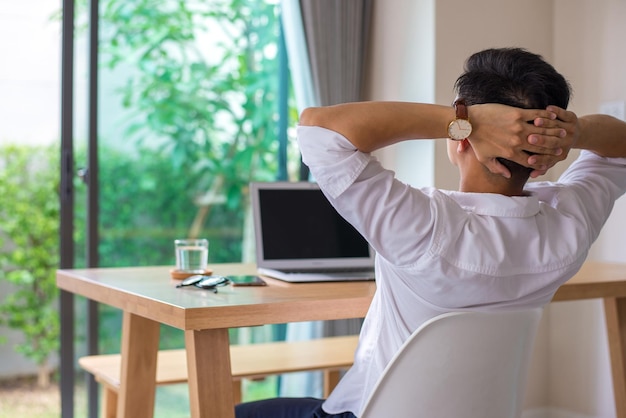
[299,101,568,177]
[299,102,454,151]
[575,114,626,158]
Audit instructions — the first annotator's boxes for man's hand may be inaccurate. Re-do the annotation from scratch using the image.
[467,104,577,178]
[527,106,579,176]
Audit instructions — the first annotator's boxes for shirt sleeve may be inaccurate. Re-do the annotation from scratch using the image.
[297,125,437,266]
[531,150,626,244]
[297,125,370,198]
[563,151,626,239]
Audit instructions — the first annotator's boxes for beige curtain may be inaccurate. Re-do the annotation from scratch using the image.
[301,0,372,106]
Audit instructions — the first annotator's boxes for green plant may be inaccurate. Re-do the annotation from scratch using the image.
[99,0,295,241]
[0,144,60,388]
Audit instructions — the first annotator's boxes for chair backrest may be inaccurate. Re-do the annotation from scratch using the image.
[360,308,543,418]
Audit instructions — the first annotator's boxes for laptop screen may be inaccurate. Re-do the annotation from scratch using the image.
[250,182,375,271]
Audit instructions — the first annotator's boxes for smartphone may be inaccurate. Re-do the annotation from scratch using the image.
[229,275,267,286]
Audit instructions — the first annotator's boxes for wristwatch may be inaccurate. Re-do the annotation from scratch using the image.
[447,98,473,141]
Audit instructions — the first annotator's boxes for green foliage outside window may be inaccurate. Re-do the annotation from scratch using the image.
[73,144,243,270]
[96,0,296,245]
[0,144,60,388]
[0,1,295,395]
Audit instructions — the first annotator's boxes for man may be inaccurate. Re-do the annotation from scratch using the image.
[236,48,626,418]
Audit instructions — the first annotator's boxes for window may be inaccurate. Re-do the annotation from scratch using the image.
[68,0,299,414]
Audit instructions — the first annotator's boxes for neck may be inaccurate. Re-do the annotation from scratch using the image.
[459,163,526,197]
[459,180,525,196]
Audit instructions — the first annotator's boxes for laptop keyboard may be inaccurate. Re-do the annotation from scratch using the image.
[283,268,375,277]
[258,267,375,282]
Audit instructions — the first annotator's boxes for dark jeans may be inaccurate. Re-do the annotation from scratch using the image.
[235,397,357,418]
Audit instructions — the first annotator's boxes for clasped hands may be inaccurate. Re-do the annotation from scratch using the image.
[468,104,579,178]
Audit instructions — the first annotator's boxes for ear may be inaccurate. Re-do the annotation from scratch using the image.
[456,138,471,153]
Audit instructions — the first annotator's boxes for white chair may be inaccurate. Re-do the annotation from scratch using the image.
[360,308,543,418]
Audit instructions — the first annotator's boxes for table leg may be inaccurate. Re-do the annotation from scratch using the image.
[604,297,626,417]
[116,312,161,418]
[185,328,235,418]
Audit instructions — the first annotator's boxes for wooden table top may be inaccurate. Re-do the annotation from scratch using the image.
[56,263,376,330]
[552,260,626,301]
[57,260,626,330]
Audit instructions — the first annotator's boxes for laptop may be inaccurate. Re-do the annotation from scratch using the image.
[250,181,376,282]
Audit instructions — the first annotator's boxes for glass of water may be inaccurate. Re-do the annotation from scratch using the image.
[174,239,209,273]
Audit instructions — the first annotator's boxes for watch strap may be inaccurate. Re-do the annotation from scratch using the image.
[453,98,469,120]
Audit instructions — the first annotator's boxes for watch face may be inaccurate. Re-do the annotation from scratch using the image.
[448,119,472,140]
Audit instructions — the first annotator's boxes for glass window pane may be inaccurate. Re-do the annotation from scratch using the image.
[0,1,79,416]
[76,0,299,407]
[91,0,296,268]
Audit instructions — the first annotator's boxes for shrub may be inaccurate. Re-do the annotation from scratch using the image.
[0,143,60,388]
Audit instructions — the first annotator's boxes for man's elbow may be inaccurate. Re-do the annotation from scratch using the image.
[299,107,325,127]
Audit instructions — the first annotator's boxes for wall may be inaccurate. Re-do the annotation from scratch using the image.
[365,0,626,416]
[365,0,435,187]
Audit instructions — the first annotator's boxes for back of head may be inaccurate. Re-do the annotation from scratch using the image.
[454,48,572,182]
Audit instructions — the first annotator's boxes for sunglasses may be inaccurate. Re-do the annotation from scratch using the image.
[176,275,231,293]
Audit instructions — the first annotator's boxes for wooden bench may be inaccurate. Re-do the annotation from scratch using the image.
[79,335,359,418]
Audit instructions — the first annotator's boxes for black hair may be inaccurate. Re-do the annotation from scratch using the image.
[454,48,572,182]
[455,47,571,110]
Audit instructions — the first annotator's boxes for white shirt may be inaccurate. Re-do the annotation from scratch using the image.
[297,126,626,417]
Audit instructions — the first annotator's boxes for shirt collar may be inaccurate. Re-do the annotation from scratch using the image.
[443,190,540,217]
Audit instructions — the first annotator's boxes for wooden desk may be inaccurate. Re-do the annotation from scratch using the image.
[57,263,375,418]
[57,261,626,418]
